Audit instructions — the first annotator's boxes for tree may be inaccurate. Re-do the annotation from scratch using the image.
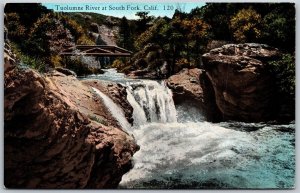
[269,54,295,98]
[5,13,26,42]
[181,17,210,66]
[26,13,74,66]
[135,18,167,50]
[230,8,262,42]
[59,15,94,45]
[201,3,237,41]
[261,5,295,51]
[135,12,153,33]
[117,16,134,50]
[4,3,49,29]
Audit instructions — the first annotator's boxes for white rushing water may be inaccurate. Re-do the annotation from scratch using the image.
[92,87,131,131]
[119,122,295,189]
[87,69,295,189]
[126,80,177,125]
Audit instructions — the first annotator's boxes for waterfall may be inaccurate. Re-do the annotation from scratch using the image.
[91,80,177,130]
[92,87,131,131]
[85,69,294,189]
[126,80,177,125]
[126,89,147,126]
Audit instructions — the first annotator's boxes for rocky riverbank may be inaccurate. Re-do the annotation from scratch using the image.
[167,43,294,123]
[202,43,281,122]
[4,44,138,188]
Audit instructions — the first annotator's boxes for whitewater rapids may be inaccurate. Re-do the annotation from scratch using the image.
[88,69,295,189]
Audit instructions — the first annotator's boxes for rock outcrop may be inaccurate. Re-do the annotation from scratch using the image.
[127,69,160,80]
[4,66,138,188]
[55,67,77,77]
[82,80,134,125]
[167,68,204,104]
[167,68,222,122]
[202,43,281,122]
[4,43,16,72]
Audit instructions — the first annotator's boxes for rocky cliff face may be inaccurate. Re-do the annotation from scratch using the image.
[168,44,289,122]
[4,60,138,188]
[202,43,281,122]
[4,43,16,72]
[167,68,222,122]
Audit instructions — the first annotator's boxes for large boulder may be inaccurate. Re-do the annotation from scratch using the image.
[202,43,281,122]
[167,68,222,122]
[4,67,138,188]
[167,68,204,103]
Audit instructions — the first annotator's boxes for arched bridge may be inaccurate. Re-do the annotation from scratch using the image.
[60,45,132,57]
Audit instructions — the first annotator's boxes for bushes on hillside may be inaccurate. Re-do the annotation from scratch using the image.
[5,4,96,72]
[269,54,295,98]
[26,14,74,58]
[5,13,26,42]
[230,8,262,42]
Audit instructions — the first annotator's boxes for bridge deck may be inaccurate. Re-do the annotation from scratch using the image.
[59,45,132,57]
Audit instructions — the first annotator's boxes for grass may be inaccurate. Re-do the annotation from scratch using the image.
[88,114,108,126]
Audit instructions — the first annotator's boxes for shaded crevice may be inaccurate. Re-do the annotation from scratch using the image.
[200,71,222,122]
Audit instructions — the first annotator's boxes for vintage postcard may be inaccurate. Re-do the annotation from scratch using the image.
[4,1,295,189]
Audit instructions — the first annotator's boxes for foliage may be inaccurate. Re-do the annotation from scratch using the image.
[199,3,238,41]
[132,15,210,75]
[4,3,49,29]
[96,35,106,45]
[88,114,107,125]
[175,58,192,72]
[269,54,295,98]
[26,13,74,64]
[117,16,135,51]
[5,13,26,42]
[180,17,211,66]
[146,49,164,70]
[50,55,63,67]
[261,5,295,51]
[230,8,262,42]
[65,13,90,30]
[10,41,47,72]
[181,18,210,40]
[5,2,295,76]
[64,57,103,76]
[77,35,95,45]
[59,15,94,45]
[111,59,126,70]
[20,55,47,72]
[135,18,167,50]
[200,3,295,51]
[135,12,154,33]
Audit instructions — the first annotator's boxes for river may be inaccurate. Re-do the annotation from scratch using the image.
[84,69,295,189]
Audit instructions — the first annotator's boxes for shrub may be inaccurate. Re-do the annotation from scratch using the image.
[20,55,47,72]
[134,58,148,69]
[269,53,295,98]
[64,57,103,76]
[50,55,63,67]
[111,59,125,69]
[88,114,107,125]
[230,8,262,42]
[26,13,74,58]
[59,15,95,45]
[77,35,95,45]
[6,13,26,42]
